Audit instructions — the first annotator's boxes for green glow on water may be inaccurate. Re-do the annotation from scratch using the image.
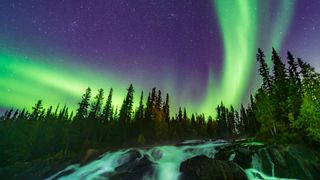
[245,168,298,180]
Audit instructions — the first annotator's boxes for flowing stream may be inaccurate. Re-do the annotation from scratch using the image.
[48,140,298,180]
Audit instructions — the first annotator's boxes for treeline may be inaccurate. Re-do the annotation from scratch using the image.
[253,48,320,142]
[1,48,320,168]
[0,85,246,167]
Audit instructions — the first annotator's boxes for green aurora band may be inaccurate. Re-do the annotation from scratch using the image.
[198,0,296,115]
[0,1,296,116]
[215,0,257,106]
[0,50,142,111]
[265,0,296,64]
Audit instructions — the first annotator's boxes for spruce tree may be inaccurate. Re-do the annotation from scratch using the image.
[183,108,187,122]
[287,51,302,121]
[287,51,300,85]
[272,48,289,127]
[102,88,113,123]
[75,87,91,120]
[163,93,170,136]
[207,116,214,138]
[256,48,272,93]
[134,91,144,136]
[119,84,134,125]
[89,88,104,119]
[156,90,162,111]
[177,107,183,137]
[144,90,158,140]
[163,93,170,122]
[240,104,247,135]
[151,88,157,109]
[228,106,236,136]
[136,91,144,121]
[178,107,183,122]
[31,100,43,120]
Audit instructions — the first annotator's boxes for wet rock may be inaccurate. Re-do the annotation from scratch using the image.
[46,140,320,180]
[116,153,149,172]
[150,148,163,161]
[215,144,236,161]
[110,156,154,180]
[81,149,103,165]
[257,145,320,179]
[179,155,247,180]
[215,144,254,169]
[116,149,142,167]
[233,147,254,169]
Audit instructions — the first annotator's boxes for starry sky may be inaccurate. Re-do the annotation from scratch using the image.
[0,0,320,116]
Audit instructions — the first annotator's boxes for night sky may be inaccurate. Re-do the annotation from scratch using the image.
[1,0,320,115]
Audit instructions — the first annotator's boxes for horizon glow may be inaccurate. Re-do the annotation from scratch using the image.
[0,50,142,112]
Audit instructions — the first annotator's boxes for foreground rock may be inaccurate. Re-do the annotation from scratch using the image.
[215,143,320,179]
[109,149,154,180]
[45,140,320,180]
[256,145,320,179]
[180,155,247,180]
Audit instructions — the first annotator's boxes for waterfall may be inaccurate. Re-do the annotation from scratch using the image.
[47,140,228,180]
[252,152,263,172]
[244,149,297,180]
[47,140,299,180]
[264,149,275,177]
[244,169,297,180]
[47,150,133,180]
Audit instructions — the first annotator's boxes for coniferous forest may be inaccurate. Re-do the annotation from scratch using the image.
[1,49,320,177]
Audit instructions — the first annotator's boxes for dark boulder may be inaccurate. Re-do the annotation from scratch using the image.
[180,155,247,180]
[233,147,254,169]
[109,155,154,180]
[116,149,142,168]
[215,145,236,161]
[81,149,104,165]
[215,144,254,169]
[256,145,320,179]
[150,148,163,161]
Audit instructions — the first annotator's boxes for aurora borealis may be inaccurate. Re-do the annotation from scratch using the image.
[1,0,320,115]
[0,51,132,110]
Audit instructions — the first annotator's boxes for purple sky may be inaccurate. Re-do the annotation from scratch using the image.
[0,0,319,114]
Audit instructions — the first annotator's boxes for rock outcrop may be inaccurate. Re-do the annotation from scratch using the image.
[179,155,247,180]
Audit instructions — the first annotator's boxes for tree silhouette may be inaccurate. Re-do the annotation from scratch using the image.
[271,48,289,129]
[89,88,104,119]
[31,100,43,120]
[287,51,302,121]
[75,87,91,120]
[119,84,134,125]
[256,48,272,93]
[102,88,113,123]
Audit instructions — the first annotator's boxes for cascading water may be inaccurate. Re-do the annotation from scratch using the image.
[244,149,298,180]
[48,140,227,180]
[48,140,300,180]
[264,149,275,177]
[48,150,129,180]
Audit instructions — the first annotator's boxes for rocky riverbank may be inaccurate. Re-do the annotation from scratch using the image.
[46,139,320,180]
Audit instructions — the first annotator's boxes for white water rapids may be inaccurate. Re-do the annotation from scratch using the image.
[48,140,297,180]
